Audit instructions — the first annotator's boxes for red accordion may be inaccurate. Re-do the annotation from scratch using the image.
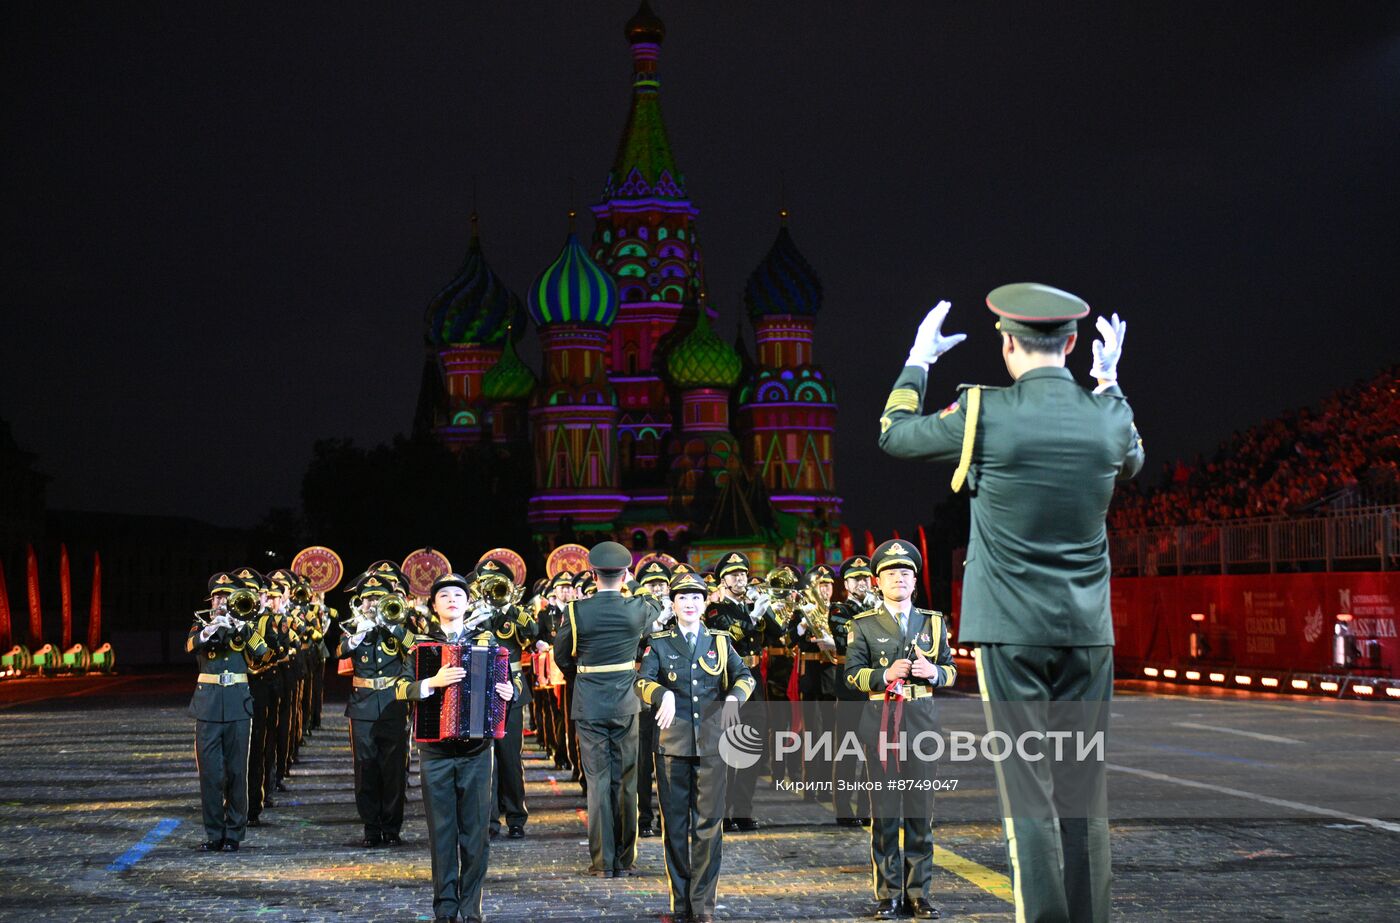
[412,641,510,742]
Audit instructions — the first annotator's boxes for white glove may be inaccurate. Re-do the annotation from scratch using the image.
[535,640,550,652]
[748,595,771,624]
[905,300,967,370]
[1090,313,1126,394]
[796,621,807,637]
[353,615,376,634]
[200,624,219,642]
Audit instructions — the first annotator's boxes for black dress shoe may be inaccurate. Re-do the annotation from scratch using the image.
[734,817,759,831]
[489,827,500,839]
[433,916,459,923]
[508,825,525,839]
[659,913,688,923]
[585,866,609,877]
[199,839,224,852]
[359,834,383,848]
[247,817,261,827]
[835,817,860,827]
[691,914,714,923]
[722,818,738,833]
[275,782,288,792]
[639,821,657,837]
[222,840,240,852]
[909,897,940,919]
[871,898,901,919]
[613,866,637,877]
[382,833,402,846]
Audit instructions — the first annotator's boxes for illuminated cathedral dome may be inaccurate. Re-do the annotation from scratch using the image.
[529,223,620,328]
[743,213,823,318]
[666,306,741,390]
[482,334,538,402]
[625,0,665,45]
[425,216,525,347]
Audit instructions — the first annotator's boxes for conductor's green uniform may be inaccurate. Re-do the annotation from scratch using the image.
[877,287,1144,923]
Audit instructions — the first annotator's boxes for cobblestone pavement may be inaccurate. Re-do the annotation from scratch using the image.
[0,676,1396,922]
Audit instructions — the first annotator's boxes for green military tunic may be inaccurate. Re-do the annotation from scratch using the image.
[878,361,1144,923]
[636,626,755,919]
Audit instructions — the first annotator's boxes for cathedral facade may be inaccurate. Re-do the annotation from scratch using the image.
[416,2,840,570]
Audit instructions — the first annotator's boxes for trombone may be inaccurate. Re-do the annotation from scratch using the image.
[470,572,522,611]
[194,588,259,629]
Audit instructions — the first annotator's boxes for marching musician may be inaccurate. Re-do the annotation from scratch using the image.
[553,541,652,878]
[188,571,268,852]
[830,554,876,826]
[635,558,675,838]
[475,558,538,840]
[702,552,769,833]
[339,570,413,848]
[394,572,516,923]
[636,571,755,923]
[844,540,956,920]
[785,564,839,805]
[539,571,575,771]
[246,574,280,827]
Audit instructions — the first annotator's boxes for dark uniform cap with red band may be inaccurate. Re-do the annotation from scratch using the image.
[840,555,873,581]
[715,551,751,578]
[587,541,633,572]
[668,572,709,598]
[986,282,1089,338]
[871,539,923,575]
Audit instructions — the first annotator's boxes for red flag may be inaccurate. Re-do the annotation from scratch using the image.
[0,562,11,651]
[917,525,932,603]
[863,530,876,557]
[60,544,73,650]
[838,525,853,560]
[26,544,42,647]
[892,528,901,540]
[88,552,103,649]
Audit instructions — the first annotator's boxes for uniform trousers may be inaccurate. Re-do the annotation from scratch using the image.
[575,714,639,873]
[349,715,409,837]
[490,703,528,831]
[420,747,493,922]
[656,753,727,917]
[195,717,251,843]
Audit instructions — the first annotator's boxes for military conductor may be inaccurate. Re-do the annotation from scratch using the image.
[877,284,1144,923]
[553,540,652,878]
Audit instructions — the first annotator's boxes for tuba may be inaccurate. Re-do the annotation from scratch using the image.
[761,565,802,621]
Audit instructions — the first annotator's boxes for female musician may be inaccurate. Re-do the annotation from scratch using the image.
[395,573,516,923]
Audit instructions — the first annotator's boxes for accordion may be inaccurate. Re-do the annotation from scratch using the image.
[413,641,510,742]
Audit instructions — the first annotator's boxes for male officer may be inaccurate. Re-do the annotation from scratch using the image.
[339,571,413,847]
[877,285,1145,923]
[637,571,755,923]
[702,551,769,832]
[830,554,876,825]
[553,541,651,877]
[786,564,840,802]
[189,571,269,852]
[845,540,956,920]
[476,557,539,839]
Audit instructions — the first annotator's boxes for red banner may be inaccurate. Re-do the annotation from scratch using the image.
[0,562,11,650]
[838,525,854,560]
[60,544,72,650]
[953,572,1400,677]
[864,530,876,558]
[26,545,42,647]
[917,526,932,603]
[88,552,103,649]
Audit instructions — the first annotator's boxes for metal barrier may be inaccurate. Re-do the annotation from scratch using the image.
[1108,507,1397,575]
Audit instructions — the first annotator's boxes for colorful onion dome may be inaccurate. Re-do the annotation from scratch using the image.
[625,0,665,45]
[529,224,620,328]
[743,214,823,318]
[425,217,525,347]
[666,306,742,390]
[482,332,538,402]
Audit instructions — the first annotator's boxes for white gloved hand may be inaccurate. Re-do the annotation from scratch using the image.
[796,622,807,637]
[905,300,967,370]
[534,640,550,652]
[749,595,771,624]
[1090,313,1126,394]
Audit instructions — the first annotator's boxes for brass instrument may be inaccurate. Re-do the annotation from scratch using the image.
[796,582,838,662]
[759,565,802,622]
[194,588,259,627]
[470,572,522,611]
[290,584,312,605]
[377,593,407,624]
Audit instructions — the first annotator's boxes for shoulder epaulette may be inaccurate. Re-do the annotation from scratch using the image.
[651,629,676,640]
[852,608,880,620]
[956,382,1003,392]
[916,607,945,618]
[706,627,728,637]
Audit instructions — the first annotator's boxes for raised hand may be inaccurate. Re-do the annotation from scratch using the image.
[906,300,967,370]
[1090,313,1126,393]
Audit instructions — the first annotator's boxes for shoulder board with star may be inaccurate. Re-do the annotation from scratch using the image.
[852,608,881,620]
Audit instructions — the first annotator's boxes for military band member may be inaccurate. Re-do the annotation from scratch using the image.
[553,541,651,877]
[540,571,575,771]
[844,540,956,920]
[635,559,675,838]
[637,572,756,923]
[703,552,768,832]
[339,571,413,847]
[395,573,516,923]
[266,573,303,786]
[189,571,269,852]
[246,576,280,827]
[786,564,839,803]
[476,558,539,839]
[878,287,1144,923]
[830,554,876,825]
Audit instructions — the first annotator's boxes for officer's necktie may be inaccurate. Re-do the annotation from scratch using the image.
[898,611,908,641]
[685,631,696,653]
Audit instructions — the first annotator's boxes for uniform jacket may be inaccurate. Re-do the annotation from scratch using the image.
[636,627,755,758]
[703,596,765,658]
[187,619,268,722]
[843,605,956,739]
[878,364,1145,646]
[554,591,650,720]
[338,623,411,721]
[393,622,498,761]
[489,603,538,708]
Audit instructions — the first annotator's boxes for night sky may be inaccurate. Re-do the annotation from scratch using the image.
[5,2,1398,536]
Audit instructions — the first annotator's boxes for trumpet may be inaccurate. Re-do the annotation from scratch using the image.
[290,584,312,605]
[377,593,407,624]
